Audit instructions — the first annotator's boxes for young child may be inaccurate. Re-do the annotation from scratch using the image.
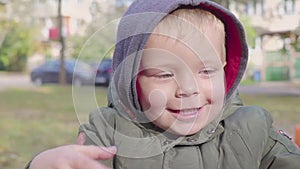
[27,0,300,169]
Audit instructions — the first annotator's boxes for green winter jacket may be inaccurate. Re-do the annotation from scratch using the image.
[78,0,300,168]
[79,91,300,169]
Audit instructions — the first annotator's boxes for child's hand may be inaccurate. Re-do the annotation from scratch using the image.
[29,145,117,169]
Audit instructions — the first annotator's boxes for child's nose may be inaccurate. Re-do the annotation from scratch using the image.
[175,76,199,98]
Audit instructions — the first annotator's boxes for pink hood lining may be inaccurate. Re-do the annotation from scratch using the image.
[199,3,243,94]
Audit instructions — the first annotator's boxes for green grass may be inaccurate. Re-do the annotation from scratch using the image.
[0,85,299,169]
[0,85,108,169]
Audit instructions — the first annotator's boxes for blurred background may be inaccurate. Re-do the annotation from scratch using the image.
[0,0,299,168]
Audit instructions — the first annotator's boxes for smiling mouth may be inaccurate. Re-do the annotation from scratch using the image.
[169,107,201,115]
[166,107,202,121]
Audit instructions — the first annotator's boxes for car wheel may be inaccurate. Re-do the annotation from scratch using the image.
[104,77,110,86]
[73,78,83,87]
[33,77,43,86]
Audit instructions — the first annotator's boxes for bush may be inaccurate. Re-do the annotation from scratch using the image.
[0,21,36,71]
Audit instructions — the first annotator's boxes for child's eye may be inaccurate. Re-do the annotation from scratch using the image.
[139,69,173,79]
[154,73,174,79]
[199,68,217,76]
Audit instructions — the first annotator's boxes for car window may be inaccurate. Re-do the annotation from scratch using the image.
[98,59,112,71]
[68,60,92,72]
[77,61,92,71]
[65,61,75,71]
[44,61,60,70]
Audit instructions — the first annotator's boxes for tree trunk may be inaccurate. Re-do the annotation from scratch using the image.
[58,0,66,85]
[0,27,8,48]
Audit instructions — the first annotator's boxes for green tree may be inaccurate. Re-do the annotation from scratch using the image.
[68,1,123,62]
[211,0,230,9]
[211,0,257,48]
[0,0,40,71]
[239,15,257,48]
[292,26,300,52]
[0,21,36,71]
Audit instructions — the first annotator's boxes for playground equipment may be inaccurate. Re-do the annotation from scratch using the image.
[295,125,300,147]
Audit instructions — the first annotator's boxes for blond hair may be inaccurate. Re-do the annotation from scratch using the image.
[150,8,226,62]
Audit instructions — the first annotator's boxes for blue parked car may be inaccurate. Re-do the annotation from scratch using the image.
[93,58,113,86]
[30,59,94,86]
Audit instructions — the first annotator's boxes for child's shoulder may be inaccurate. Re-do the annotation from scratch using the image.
[80,106,137,146]
[222,106,272,147]
[221,105,300,167]
[221,106,273,161]
[87,106,142,134]
[88,107,130,126]
[225,105,273,127]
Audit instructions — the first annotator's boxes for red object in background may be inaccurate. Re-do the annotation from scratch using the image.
[296,125,300,147]
[49,27,59,40]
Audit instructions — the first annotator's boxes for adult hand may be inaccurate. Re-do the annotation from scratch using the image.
[29,145,117,169]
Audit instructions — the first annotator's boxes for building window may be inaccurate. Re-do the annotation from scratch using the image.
[244,0,264,15]
[256,0,264,15]
[76,19,83,30]
[116,0,134,7]
[284,0,295,14]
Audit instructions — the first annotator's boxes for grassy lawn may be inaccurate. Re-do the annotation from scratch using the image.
[0,85,108,169]
[0,85,299,169]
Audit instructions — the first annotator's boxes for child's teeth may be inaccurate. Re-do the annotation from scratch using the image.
[180,108,198,115]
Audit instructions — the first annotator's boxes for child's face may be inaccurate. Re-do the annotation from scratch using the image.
[137,29,226,136]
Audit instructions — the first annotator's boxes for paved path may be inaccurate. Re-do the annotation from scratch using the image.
[0,72,32,91]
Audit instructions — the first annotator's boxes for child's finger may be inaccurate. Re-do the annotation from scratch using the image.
[71,154,113,169]
[76,132,85,145]
[74,145,117,160]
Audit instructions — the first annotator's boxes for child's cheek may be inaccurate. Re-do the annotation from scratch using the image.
[210,73,226,104]
[143,89,167,122]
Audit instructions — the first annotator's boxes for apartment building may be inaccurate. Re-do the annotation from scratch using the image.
[49,0,299,81]
[32,0,116,40]
[230,0,300,81]
[8,0,298,79]
[23,0,119,69]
